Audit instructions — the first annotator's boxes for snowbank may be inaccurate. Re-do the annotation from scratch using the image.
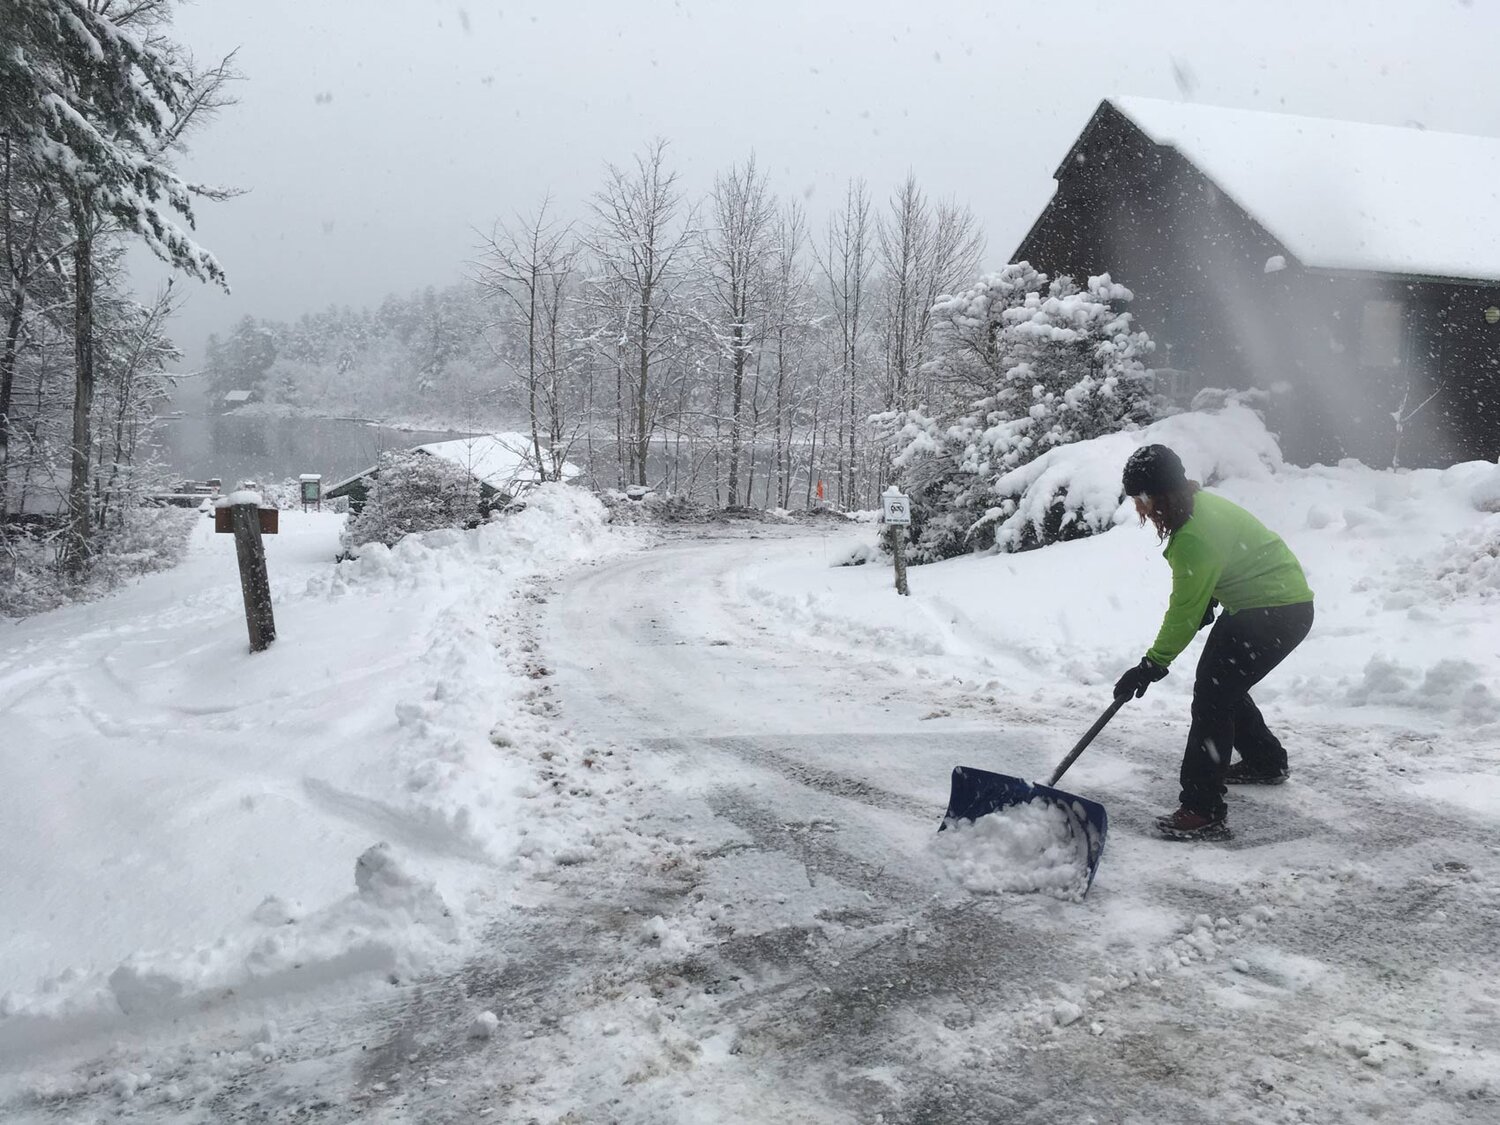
[741,407,1500,745]
[0,484,638,1045]
[990,398,1282,549]
[0,845,455,1054]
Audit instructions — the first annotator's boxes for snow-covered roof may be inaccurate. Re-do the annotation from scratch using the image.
[325,431,581,498]
[223,389,252,403]
[1108,96,1500,282]
[414,432,580,492]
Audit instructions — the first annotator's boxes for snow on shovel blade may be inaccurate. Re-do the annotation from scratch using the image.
[940,766,1109,893]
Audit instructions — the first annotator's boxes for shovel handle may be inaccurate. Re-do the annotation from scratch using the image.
[1046,696,1128,787]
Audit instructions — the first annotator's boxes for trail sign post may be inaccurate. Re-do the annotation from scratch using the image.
[881,486,911,597]
[300,473,323,511]
[215,493,277,652]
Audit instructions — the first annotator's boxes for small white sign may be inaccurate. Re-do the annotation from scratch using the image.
[881,488,911,526]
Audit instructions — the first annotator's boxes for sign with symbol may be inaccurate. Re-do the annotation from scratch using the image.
[881,488,911,526]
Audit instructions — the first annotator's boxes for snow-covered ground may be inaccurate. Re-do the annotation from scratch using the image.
[1,415,1497,1122]
[0,487,637,1077]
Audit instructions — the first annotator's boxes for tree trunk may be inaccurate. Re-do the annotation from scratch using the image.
[615,340,626,489]
[526,274,544,484]
[636,289,650,487]
[727,324,745,505]
[847,327,859,509]
[63,206,95,574]
[0,290,24,515]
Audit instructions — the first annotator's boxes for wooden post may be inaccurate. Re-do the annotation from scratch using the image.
[889,524,910,596]
[230,500,276,652]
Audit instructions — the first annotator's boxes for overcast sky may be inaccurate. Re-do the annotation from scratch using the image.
[137,0,1500,367]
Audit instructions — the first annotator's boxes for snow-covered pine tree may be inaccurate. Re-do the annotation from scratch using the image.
[0,0,230,570]
[887,264,1157,559]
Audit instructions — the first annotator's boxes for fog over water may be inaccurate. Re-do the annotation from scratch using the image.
[136,0,1500,376]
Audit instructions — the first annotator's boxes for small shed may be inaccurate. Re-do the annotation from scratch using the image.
[222,389,252,407]
[325,432,579,512]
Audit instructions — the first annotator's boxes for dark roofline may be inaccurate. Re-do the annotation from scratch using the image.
[1051,98,1114,181]
[1015,99,1299,274]
[1009,100,1123,261]
[1102,98,1500,286]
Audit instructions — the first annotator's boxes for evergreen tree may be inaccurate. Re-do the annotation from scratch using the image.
[0,0,229,570]
[887,265,1158,559]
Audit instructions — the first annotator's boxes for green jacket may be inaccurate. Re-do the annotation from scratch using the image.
[1146,491,1313,668]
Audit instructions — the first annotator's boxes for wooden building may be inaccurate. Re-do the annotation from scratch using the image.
[1016,97,1500,468]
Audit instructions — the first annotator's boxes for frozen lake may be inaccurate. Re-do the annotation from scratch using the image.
[151,412,476,490]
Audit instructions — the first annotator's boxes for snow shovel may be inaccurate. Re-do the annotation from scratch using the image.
[940,696,1125,893]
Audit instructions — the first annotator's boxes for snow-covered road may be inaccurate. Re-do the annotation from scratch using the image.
[513,525,1498,1123]
[5,471,1498,1122]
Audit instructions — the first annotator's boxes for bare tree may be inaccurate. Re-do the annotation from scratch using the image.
[0,139,69,513]
[586,139,694,488]
[92,275,179,530]
[919,197,985,397]
[876,174,933,413]
[766,200,815,507]
[703,154,775,506]
[537,243,584,481]
[876,174,984,413]
[474,196,578,480]
[817,180,873,507]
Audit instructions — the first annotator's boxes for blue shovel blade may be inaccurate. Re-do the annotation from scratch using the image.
[940,766,1109,893]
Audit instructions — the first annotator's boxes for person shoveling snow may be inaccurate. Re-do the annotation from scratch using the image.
[1113,444,1316,841]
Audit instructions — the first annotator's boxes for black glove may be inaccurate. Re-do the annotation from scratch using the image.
[1114,657,1168,700]
[1199,598,1219,631]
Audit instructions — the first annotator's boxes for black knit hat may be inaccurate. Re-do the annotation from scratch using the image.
[1122,444,1188,497]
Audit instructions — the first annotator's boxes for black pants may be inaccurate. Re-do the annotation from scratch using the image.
[1180,601,1314,815]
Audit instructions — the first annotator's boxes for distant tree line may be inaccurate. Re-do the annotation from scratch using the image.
[208,141,1160,523]
[208,145,990,510]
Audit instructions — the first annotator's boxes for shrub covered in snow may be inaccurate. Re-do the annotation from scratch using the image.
[989,398,1284,551]
[341,450,482,551]
[0,508,197,619]
[881,264,1163,560]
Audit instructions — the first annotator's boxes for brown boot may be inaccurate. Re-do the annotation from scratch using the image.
[1155,806,1231,841]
